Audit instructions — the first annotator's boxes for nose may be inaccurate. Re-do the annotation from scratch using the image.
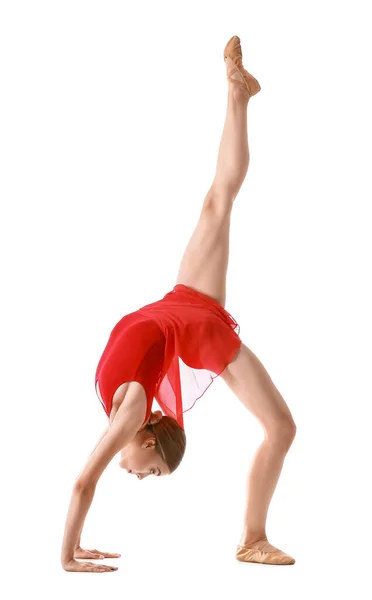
[135,472,149,480]
[128,470,141,479]
[127,469,149,480]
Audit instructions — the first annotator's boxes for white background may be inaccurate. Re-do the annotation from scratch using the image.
[1,0,371,598]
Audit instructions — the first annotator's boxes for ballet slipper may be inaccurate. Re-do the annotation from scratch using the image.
[223,35,261,99]
[236,537,295,565]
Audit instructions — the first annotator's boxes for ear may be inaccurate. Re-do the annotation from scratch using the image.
[149,410,163,425]
[144,438,156,449]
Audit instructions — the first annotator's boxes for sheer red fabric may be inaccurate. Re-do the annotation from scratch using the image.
[95,283,242,429]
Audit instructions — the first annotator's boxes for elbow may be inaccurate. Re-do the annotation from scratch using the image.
[74,477,95,494]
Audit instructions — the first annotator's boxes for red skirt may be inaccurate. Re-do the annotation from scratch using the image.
[95,283,242,429]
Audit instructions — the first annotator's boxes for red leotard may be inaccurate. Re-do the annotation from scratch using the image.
[95,283,242,429]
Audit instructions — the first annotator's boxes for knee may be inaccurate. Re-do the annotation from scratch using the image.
[202,189,234,216]
[266,417,297,451]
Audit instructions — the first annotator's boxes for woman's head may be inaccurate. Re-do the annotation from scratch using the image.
[119,411,186,479]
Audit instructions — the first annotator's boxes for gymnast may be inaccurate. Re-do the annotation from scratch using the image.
[61,35,297,572]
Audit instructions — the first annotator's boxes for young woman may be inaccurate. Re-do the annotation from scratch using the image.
[61,35,297,572]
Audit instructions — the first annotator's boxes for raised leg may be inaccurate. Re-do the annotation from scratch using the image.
[176,54,255,308]
[220,342,297,563]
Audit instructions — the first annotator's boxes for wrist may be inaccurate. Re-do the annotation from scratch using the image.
[61,552,74,567]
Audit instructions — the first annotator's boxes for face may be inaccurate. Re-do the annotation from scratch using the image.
[119,430,171,479]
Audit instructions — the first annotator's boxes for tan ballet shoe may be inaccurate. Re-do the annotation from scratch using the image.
[236,537,295,565]
[223,35,261,99]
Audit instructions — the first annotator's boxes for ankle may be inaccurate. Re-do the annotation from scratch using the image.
[228,84,249,104]
[239,532,267,547]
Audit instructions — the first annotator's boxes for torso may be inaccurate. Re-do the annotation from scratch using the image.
[94,311,165,427]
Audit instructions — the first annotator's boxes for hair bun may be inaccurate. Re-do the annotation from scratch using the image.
[149,410,163,425]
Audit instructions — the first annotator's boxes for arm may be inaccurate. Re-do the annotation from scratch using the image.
[88,425,110,457]
[61,398,145,569]
[75,425,110,550]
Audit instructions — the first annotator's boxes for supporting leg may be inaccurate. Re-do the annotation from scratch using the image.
[221,342,297,564]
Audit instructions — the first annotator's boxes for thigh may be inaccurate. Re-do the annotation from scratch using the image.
[176,198,232,307]
[220,342,296,434]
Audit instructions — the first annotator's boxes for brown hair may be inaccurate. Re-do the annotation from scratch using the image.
[145,411,186,474]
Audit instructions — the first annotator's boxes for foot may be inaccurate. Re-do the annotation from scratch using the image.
[224,35,261,100]
[236,537,295,565]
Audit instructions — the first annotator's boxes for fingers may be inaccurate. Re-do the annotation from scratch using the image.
[87,551,105,559]
[87,549,121,558]
[81,561,118,572]
[74,550,104,559]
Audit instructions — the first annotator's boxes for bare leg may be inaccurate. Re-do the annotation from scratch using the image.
[177,40,296,563]
[221,343,296,562]
[176,57,253,307]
